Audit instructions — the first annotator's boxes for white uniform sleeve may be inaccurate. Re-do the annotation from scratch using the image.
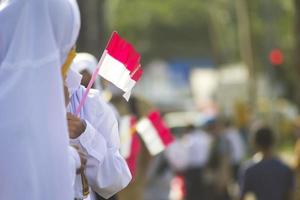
[77,120,108,163]
[72,94,132,199]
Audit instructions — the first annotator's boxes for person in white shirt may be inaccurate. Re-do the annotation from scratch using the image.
[223,119,245,180]
[165,125,212,171]
[0,0,80,199]
[65,65,132,200]
[166,125,213,200]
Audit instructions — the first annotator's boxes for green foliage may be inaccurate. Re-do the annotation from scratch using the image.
[247,0,296,101]
[106,0,213,61]
[249,0,294,67]
[103,0,300,108]
[105,0,295,72]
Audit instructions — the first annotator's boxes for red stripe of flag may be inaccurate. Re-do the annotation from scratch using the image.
[126,49,141,72]
[106,32,119,54]
[131,67,143,82]
[106,32,141,74]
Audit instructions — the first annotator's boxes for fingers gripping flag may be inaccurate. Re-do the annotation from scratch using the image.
[136,111,174,156]
[98,32,143,100]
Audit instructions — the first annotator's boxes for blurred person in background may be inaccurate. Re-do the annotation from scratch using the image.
[165,126,190,200]
[239,126,294,200]
[143,153,173,200]
[108,86,155,200]
[183,124,213,200]
[205,118,232,200]
[166,124,213,200]
[223,119,246,181]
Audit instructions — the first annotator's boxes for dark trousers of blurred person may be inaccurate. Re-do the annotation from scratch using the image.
[184,167,207,200]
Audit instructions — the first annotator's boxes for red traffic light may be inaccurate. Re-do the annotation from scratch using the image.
[269,49,283,66]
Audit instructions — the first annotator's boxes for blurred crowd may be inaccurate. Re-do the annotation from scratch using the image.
[140,116,298,200]
[74,52,300,200]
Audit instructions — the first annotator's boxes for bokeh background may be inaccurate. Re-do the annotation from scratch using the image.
[75,1,300,200]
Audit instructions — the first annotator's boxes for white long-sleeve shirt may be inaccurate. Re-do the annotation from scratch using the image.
[68,86,132,199]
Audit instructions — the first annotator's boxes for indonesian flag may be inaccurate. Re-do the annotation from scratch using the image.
[136,111,174,156]
[98,32,143,100]
[119,115,141,177]
[75,32,142,115]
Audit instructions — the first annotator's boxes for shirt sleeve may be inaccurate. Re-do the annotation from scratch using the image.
[73,120,108,164]
[72,94,132,199]
[86,148,132,199]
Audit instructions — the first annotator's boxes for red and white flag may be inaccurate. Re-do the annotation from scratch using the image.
[136,110,174,156]
[98,31,143,100]
[119,115,140,177]
[75,31,142,115]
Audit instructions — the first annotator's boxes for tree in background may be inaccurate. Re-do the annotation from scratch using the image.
[77,0,107,58]
[77,0,298,107]
[294,0,300,108]
[106,0,216,62]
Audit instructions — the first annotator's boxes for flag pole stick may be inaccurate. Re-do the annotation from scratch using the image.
[75,51,106,116]
[75,32,116,116]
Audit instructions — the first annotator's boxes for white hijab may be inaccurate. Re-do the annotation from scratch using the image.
[0,0,80,200]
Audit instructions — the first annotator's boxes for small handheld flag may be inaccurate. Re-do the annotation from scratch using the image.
[98,31,143,101]
[75,31,142,115]
[136,110,174,156]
